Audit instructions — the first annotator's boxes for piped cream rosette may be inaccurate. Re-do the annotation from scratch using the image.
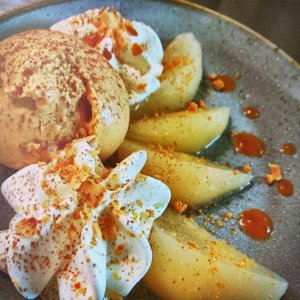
[0,138,170,299]
[51,7,164,106]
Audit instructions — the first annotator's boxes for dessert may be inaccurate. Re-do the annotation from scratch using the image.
[0,30,129,169]
[0,5,290,300]
[0,138,170,299]
[51,7,164,106]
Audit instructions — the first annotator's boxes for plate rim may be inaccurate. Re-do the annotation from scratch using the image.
[0,0,299,70]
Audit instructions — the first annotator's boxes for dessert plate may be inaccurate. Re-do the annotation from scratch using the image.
[0,0,299,299]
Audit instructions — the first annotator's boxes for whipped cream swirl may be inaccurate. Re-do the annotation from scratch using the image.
[51,7,164,106]
[0,139,170,299]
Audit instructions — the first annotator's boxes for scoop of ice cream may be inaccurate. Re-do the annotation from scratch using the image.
[51,7,164,106]
[0,29,129,169]
[0,138,170,299]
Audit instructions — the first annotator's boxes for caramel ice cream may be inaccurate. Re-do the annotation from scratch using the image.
[0,29,129,169]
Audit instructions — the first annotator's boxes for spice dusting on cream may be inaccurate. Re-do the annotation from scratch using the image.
[51,7,164,105]
[0,139,170,299]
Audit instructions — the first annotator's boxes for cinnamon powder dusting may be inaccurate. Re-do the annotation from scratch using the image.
[163,56,192,74]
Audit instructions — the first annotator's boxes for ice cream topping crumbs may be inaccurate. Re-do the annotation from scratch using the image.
[51,7,164,106]
[0,138,170,299]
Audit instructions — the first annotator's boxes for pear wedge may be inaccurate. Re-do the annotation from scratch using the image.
[131,33,202,119]
[127,107,229,153]
[144,209,288,300]
[118,139,252,206]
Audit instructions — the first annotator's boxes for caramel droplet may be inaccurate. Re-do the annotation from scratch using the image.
[243,106,260,119]
[233,132,266,157]
[238,208,273,240]
[211,75,236,92]
[281,143,296,155]
[276,179,293,197]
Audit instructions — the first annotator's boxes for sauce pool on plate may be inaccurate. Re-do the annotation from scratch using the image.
[210,74,236,92]
[232,132,266,157]
[238,208,273,240]
[276,179,294,197]
[281,143,296,155]
[243,106,260,120]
